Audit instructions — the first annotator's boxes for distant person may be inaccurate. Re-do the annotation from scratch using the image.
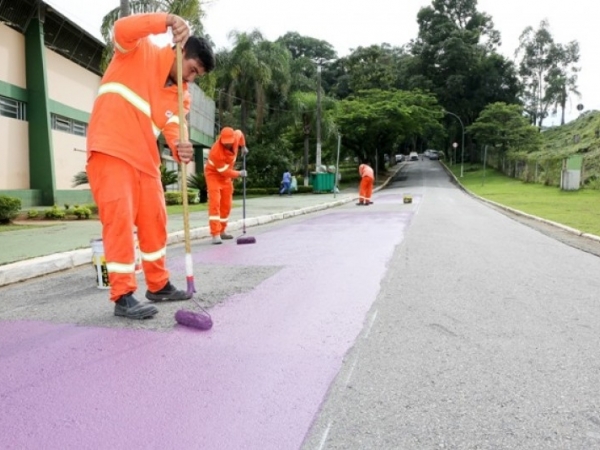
[357,163,374,205]
[204,127,248,244]
[280,169,292,196]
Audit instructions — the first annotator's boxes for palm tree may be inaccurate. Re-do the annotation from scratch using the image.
[215,30,291,134]
[187,172,207,203]
[100,0,206,70]
[160,165,178,191]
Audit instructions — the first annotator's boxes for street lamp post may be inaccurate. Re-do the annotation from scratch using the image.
[316,63,322,171]
[444,110,465,177]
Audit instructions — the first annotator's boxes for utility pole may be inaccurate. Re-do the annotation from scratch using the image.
[316,63,322,172]
[444,110,465,178]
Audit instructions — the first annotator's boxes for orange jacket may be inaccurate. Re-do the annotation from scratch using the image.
[87,13,190,178]
[359,164,374,179]
[204,130,245,180]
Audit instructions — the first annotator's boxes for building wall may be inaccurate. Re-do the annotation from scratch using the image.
[46,49,100,190]
[45,48,99,113]
[0,117,29,189]
[0,24,26,88]
[51,131,87,190]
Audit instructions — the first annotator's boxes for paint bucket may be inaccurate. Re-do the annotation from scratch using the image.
[91,239,110,289]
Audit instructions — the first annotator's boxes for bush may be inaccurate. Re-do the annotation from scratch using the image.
[165,192,182,205]
[73,206,92,219]
[83,203,98,215]
[0,195,22,224]
[44,205,66,220]
[27,210,39,219]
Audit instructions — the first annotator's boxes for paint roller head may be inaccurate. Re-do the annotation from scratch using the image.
[174,309,213,330]
[236,235,256,245]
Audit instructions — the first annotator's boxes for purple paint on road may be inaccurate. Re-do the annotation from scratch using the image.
[1,209,413,449]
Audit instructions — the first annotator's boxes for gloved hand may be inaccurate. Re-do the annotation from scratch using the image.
[242,146,249,155]
[238,170,247,178]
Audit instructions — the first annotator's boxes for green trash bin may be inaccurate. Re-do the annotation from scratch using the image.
[310,172,335,193]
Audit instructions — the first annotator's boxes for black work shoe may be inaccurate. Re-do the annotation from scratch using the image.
[220,233,234,240]
[145,281,191,302]
[356,202,365,206]
[114,293,158,320]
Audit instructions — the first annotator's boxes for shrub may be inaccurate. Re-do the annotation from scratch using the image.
[64,204,70,210]
[44,205,66,220]
[83,203,98,215]
[27,210,39,219]
[0,195,22,223]
[165,192,182,205]
[73,206,92,219]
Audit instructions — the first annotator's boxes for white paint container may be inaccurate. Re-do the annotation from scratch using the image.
[90,239,110,289]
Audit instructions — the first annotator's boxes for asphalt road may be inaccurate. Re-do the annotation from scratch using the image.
[302,159,600,449]
[2,159,600,449]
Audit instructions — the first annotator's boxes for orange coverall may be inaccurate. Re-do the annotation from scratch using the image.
[86,13,190,301]
[204,129,244,236]
[358,164,374,204]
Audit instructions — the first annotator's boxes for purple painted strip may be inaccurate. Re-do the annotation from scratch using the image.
[0,210,412,449]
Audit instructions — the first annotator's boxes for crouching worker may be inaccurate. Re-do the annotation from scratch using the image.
[86,12,215,319]
[205,127,248,244]
[357,163,374,205]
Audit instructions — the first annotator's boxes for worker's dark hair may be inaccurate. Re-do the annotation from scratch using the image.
[184,36,215,73]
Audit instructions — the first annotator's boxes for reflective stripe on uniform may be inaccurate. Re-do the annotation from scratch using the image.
[97,82,161,137]
[207,159,230,173]
[220,217,228,223]
[208,215,220,221]
[106,262,136,273]
[140,247,167,262]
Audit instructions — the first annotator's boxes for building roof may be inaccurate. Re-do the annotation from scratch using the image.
[0,0,105,76]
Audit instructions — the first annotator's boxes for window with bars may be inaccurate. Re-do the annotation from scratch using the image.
[0,96,27,121]
[51,114,88,136]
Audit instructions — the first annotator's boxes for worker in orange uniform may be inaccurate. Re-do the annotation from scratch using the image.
[204,127,248,244]
[86,13,215,319]
[357,163,375,205]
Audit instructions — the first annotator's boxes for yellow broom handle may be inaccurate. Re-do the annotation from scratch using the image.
[176,43,191,255]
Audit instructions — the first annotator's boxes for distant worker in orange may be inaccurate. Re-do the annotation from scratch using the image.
[86,13,215,320]
[357,162,374,205]
[204,127,248,244]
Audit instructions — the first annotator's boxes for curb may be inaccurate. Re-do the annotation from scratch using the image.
[0,195,357,287]
[440,162,600,243]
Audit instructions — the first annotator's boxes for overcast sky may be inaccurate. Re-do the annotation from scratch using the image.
[47,0,599,123]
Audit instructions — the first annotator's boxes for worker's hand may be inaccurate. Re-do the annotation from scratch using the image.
[241,146,249,155]
[238,170,248,178]
[176,141,194,163]
[167,15,190,45]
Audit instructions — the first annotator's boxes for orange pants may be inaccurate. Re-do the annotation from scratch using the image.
[87,152,169,301]
[358,176,374,204]
[206,174,233,236]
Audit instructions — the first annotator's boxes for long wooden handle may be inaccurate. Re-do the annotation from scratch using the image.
[176,43,191,255]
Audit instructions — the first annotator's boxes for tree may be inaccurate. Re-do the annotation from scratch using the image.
[335,89,443,168]
[100,0,206,70]
[215,30,291,134]
[466,102,541,154]
[407,0,518,142]
[160,165,178,191]
[545,41,580,125]
[514,20,556,127]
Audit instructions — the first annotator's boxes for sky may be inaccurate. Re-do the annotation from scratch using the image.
[47,0,599,124]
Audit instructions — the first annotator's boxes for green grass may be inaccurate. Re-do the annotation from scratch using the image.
[448,163,600,236]
[0,223,56,233]
[165,203,209,215]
